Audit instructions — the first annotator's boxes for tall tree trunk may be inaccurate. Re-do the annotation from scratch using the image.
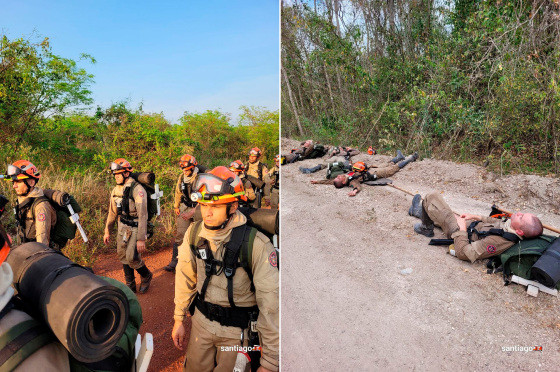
[282,65,304,136]
[323,62,336,111]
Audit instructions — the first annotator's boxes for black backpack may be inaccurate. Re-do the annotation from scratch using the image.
[127,172,160,221]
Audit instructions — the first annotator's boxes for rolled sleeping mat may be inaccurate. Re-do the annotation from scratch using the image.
[245,175,266,189]
[7,242,129,363]
[130,171,155,185]
[531,237,560,288]
[193,205,278,237]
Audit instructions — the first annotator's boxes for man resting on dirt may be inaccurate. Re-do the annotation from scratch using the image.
[326,146,360,160]
[301,149,405,174]
[311,152,418,197]
[409,192,543,262]
[282,140,328,163]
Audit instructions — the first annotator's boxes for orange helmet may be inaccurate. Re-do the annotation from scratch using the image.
[6,160,40,181]
[191,166,247,205]
[352,161,367,172]
[367,146,376,155]
[248,147,262,157]
[110,158,133,174]
[229,160,245,174]
[179,154,197,170]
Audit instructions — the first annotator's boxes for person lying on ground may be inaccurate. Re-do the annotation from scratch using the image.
[282,140,328,164]
[409,192,543,262]
[327,146,360,160]
[301,150,405,174]
[311,152,418,197]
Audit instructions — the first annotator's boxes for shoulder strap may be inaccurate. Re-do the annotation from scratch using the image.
[467,221,520,243]
[121,181,138,217]
[0,319,55,370]
[257,162,263,180]
[223,225,248,308]
[239,227,257,292]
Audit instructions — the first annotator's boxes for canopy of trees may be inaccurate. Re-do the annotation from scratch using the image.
[282,0,560,173]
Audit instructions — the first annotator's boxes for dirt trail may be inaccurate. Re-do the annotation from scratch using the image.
[94,248,186,372]
[281,138,560,371]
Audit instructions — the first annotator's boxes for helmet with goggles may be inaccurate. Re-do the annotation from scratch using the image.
[248,147,262,157]
[228,160,245,174]
[110,158,133,175]
[6,160,40,181]
[179,154,197,170]
[190,166,247,205]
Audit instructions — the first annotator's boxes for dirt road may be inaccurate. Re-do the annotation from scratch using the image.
[94,248,185,372]
[281,138,560,371]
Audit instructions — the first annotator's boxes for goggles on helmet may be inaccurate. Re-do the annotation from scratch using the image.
[190,173,244,202]
[110,162,130,174]
[7,165,28,181]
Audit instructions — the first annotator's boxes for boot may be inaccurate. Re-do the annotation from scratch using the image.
[136,265,153,294]
[390,150,405,164]
[164,243,179,272]
[414,205,435,237]
[123,264,136,293]
[408,194,422,218]
[397,152,419,169]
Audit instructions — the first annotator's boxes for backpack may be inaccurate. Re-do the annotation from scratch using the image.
[27,189,82,248]
[487,235,560,290]
[326,161,351,179]
[308,144,327,159]
[69,276,142,372]
[127,172,160,221]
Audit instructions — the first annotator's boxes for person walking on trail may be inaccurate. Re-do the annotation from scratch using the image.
[6,160,57,248]
[311,151,418,197]
[172,166,279,372]
[103,158,153,294]
[263,155,279,209]
[164,154,201,273]
[229,160,257,207]
[409,192,543,262]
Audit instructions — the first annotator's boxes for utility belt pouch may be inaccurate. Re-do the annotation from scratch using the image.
[248,310,260,346]
[122,227,132,243]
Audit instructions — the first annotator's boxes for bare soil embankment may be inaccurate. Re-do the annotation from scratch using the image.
[281,138,560,371]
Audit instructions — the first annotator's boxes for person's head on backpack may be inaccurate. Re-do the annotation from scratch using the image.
[7,160,41,197]
[179,154,197,177]
[191,166,247,230]
[511,212,543,238]
[110,158,133,185]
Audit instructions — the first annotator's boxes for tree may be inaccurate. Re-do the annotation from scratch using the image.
[0,35,94,150]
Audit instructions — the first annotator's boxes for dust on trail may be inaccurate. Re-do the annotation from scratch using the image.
[280,138,560,371]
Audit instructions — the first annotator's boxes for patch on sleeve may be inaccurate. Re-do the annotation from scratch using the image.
[268,251,277,268]
[138,191,145,198]
[37,212,46,222]
[486,245,496,254]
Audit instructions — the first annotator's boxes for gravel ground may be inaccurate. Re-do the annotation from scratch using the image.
[281,138,560,371]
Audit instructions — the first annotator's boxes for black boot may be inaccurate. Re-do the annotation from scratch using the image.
[136,265,153,294]
[414,205,435,237]
[397,152,418,169]
[123,264,136,293]
[390,150,405,163]
[408,194,422,218]
[164,243,179,272]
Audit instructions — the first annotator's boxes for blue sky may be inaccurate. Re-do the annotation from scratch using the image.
[1,1,280,123]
